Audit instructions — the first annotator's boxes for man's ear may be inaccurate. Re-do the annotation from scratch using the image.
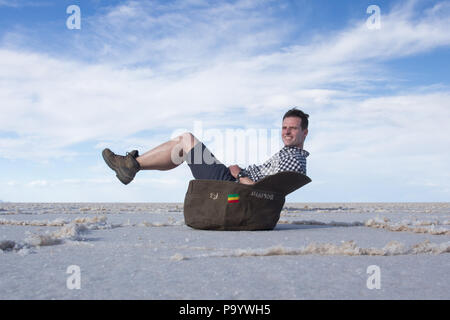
[304,128,308,137]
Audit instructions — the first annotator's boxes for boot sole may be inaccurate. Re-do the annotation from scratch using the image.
[102,149,133,185]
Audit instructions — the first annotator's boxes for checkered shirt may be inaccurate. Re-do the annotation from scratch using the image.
[240,146,309,182]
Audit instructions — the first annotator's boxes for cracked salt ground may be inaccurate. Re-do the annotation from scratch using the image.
[0,203,449,299]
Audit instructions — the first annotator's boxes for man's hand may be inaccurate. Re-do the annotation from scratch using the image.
[238,177,255,185]
[228,164,241,178]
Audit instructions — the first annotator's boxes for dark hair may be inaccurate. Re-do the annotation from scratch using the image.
[283,108,309,130]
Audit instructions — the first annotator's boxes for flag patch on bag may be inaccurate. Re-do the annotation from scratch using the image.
[227,194,239,203]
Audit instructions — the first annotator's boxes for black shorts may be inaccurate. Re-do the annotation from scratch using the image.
[186,142,236,181]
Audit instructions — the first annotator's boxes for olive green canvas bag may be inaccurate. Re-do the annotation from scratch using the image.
[183,171,311,231]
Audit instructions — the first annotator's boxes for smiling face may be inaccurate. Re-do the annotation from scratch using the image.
[282,116,308,148]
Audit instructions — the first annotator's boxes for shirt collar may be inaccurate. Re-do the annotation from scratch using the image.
[283,145,310,157]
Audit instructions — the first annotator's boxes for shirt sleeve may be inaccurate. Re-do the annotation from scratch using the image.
[241,149,307,181]
[277,151,307,175]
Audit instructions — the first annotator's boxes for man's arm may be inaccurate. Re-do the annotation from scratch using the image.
[228,165,255,185]
[228,165,241,178]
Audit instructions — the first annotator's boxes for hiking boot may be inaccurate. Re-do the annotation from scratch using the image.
[102,148,141,185]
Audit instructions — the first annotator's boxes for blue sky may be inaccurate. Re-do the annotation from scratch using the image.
[1,0,449,202]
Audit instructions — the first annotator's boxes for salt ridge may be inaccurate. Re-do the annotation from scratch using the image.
[0,215,110,253]
[175,240,450,260]
[278,217,450,235]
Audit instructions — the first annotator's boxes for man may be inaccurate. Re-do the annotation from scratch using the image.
[102,108,309,185]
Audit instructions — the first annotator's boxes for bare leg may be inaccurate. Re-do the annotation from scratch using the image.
[136,132,200,170]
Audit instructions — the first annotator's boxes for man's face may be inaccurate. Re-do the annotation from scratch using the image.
[282,117,308,147]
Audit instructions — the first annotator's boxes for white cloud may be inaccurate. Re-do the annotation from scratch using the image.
[1,0,450,202]
[305,2,450,65]
[0,0,31,7]
[2,1,448,158]
[27,180,48,187]
[6,180,19,186]
[310,90,450,155]
[0,0,51,8]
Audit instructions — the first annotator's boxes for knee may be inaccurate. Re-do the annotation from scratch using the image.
[181,131,194,140]
[179,132,198,152]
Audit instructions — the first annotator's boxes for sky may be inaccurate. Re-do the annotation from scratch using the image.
[0,0,449,203]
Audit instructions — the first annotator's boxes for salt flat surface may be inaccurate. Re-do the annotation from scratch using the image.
[0,202,449,300]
